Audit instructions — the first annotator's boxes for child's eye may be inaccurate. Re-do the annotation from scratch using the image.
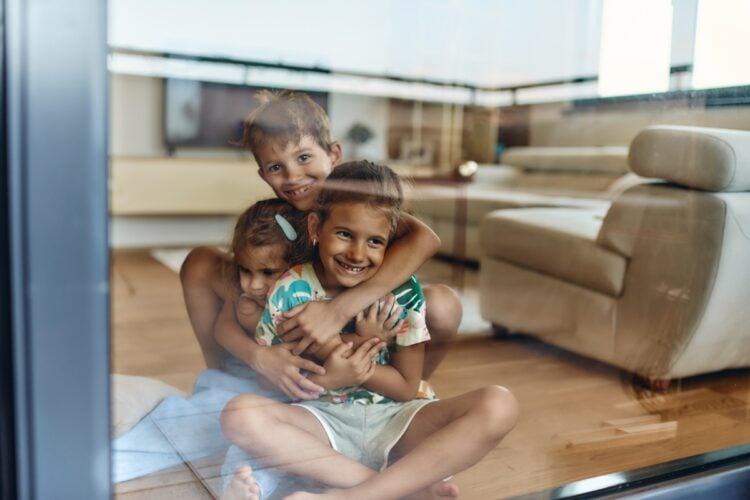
[262,270,278,277]
[336,230,351,239]
[368,238,385,247]
[298,154,310,162]
[266,164,281,173]
[238,266,249,274]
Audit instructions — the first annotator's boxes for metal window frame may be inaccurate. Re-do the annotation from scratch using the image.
[3,0,110,498]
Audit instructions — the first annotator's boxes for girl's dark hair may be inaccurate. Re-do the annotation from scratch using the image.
[314,160,403,235]
[225,198,311,293]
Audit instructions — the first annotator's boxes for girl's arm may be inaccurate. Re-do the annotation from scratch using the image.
[279,214,440,354]
[308,338,385,390]
[213,300,325,400]
[363,343,425,401]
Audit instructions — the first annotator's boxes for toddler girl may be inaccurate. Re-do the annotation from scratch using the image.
[211,198,328,398]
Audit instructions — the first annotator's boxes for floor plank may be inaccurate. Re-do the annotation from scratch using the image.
[112,250,750,499]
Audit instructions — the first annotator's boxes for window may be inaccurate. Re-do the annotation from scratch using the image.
[692,0,750,89]
[598,0,673,96]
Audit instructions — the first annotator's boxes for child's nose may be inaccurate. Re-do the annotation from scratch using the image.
[250,276,266,290]
[347,243,365,262]
[285,163,304,181]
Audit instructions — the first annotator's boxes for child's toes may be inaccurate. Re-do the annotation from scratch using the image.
[222,466,260,500]
[236,465,253,480]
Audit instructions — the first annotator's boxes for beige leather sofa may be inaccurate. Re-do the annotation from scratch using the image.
[408,147,635,260]
[479,125,750,383]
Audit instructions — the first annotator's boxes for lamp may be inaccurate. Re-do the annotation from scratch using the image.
[456,160,478,178]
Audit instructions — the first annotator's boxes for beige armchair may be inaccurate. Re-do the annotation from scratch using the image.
[479,125,750,385]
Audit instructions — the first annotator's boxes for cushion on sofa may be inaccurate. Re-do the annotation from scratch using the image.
[410,189,609,222]
[501,146,629,175]
[480,207,627,296]
[629,125,750,192]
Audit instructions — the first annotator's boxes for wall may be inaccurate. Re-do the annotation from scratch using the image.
[110,74,164,157]
[109,74,390,247]
[110,74,389,159]
[328,93,389,161]
[110,215,235,248]
[528,101,750,147]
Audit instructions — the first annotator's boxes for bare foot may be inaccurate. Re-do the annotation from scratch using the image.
[408,480,460,499]
[222,466,261,500]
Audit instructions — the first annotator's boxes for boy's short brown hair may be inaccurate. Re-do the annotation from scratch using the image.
[239,89,335,157]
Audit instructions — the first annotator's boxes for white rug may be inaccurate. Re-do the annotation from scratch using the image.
[150,248,193,274]
[150,248,490,335]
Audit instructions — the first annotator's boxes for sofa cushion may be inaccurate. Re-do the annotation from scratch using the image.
[501,146,629,174]
[629,125,750,192]
[410,189,609,222]
[480,207,627,296]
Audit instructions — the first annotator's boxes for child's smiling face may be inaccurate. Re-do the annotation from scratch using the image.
[235,243,288,306]
[255,135,342,211]
[308,202,392,295]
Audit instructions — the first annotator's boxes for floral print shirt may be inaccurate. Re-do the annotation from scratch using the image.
[256,263,433,404]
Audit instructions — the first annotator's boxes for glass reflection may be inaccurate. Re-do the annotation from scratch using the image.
[109,1,750,498]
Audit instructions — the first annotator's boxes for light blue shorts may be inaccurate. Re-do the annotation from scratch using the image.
[294,399,435,472]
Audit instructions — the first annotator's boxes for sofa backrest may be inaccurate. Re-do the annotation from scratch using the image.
[628,125,750,192]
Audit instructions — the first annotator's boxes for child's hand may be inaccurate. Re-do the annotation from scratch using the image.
[278,301,348,355]
[320,338,385,390]
[355,294,403,343]
[253,343,326,401]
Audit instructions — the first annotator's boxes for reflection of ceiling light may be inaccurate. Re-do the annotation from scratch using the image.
[108,53,246,84]
[472,90,515,107]
[108,52,522,105]
[517,82,599,104]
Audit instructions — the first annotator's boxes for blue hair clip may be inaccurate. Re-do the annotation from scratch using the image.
[275,214,298,241]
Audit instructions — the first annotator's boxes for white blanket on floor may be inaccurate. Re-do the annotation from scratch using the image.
[113,366,286,495]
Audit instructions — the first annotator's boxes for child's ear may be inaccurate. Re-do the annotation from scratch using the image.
[257,167,267,182]
[328,141,343,167]
[307,212,321,242]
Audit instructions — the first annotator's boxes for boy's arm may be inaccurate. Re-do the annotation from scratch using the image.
[213,300,325,400]
[279,214,439,354]
[362,343,425,401]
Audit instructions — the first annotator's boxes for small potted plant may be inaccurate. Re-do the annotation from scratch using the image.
[345,122,374,160]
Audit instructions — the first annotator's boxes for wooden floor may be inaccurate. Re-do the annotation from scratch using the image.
[112,250,750,499]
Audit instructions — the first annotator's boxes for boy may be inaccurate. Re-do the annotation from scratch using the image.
[180,90,462,398]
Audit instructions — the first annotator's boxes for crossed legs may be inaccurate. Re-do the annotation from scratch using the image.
[221,386,518,499]
[220,395,376,492]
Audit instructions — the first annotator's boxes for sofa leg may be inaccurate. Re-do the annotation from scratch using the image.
[492,324,511,339]
[633,375,672,391]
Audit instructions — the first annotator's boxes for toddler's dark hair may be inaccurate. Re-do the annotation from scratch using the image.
[314,161,403,236]
[226,198,311,292]
[238,90,335,158]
